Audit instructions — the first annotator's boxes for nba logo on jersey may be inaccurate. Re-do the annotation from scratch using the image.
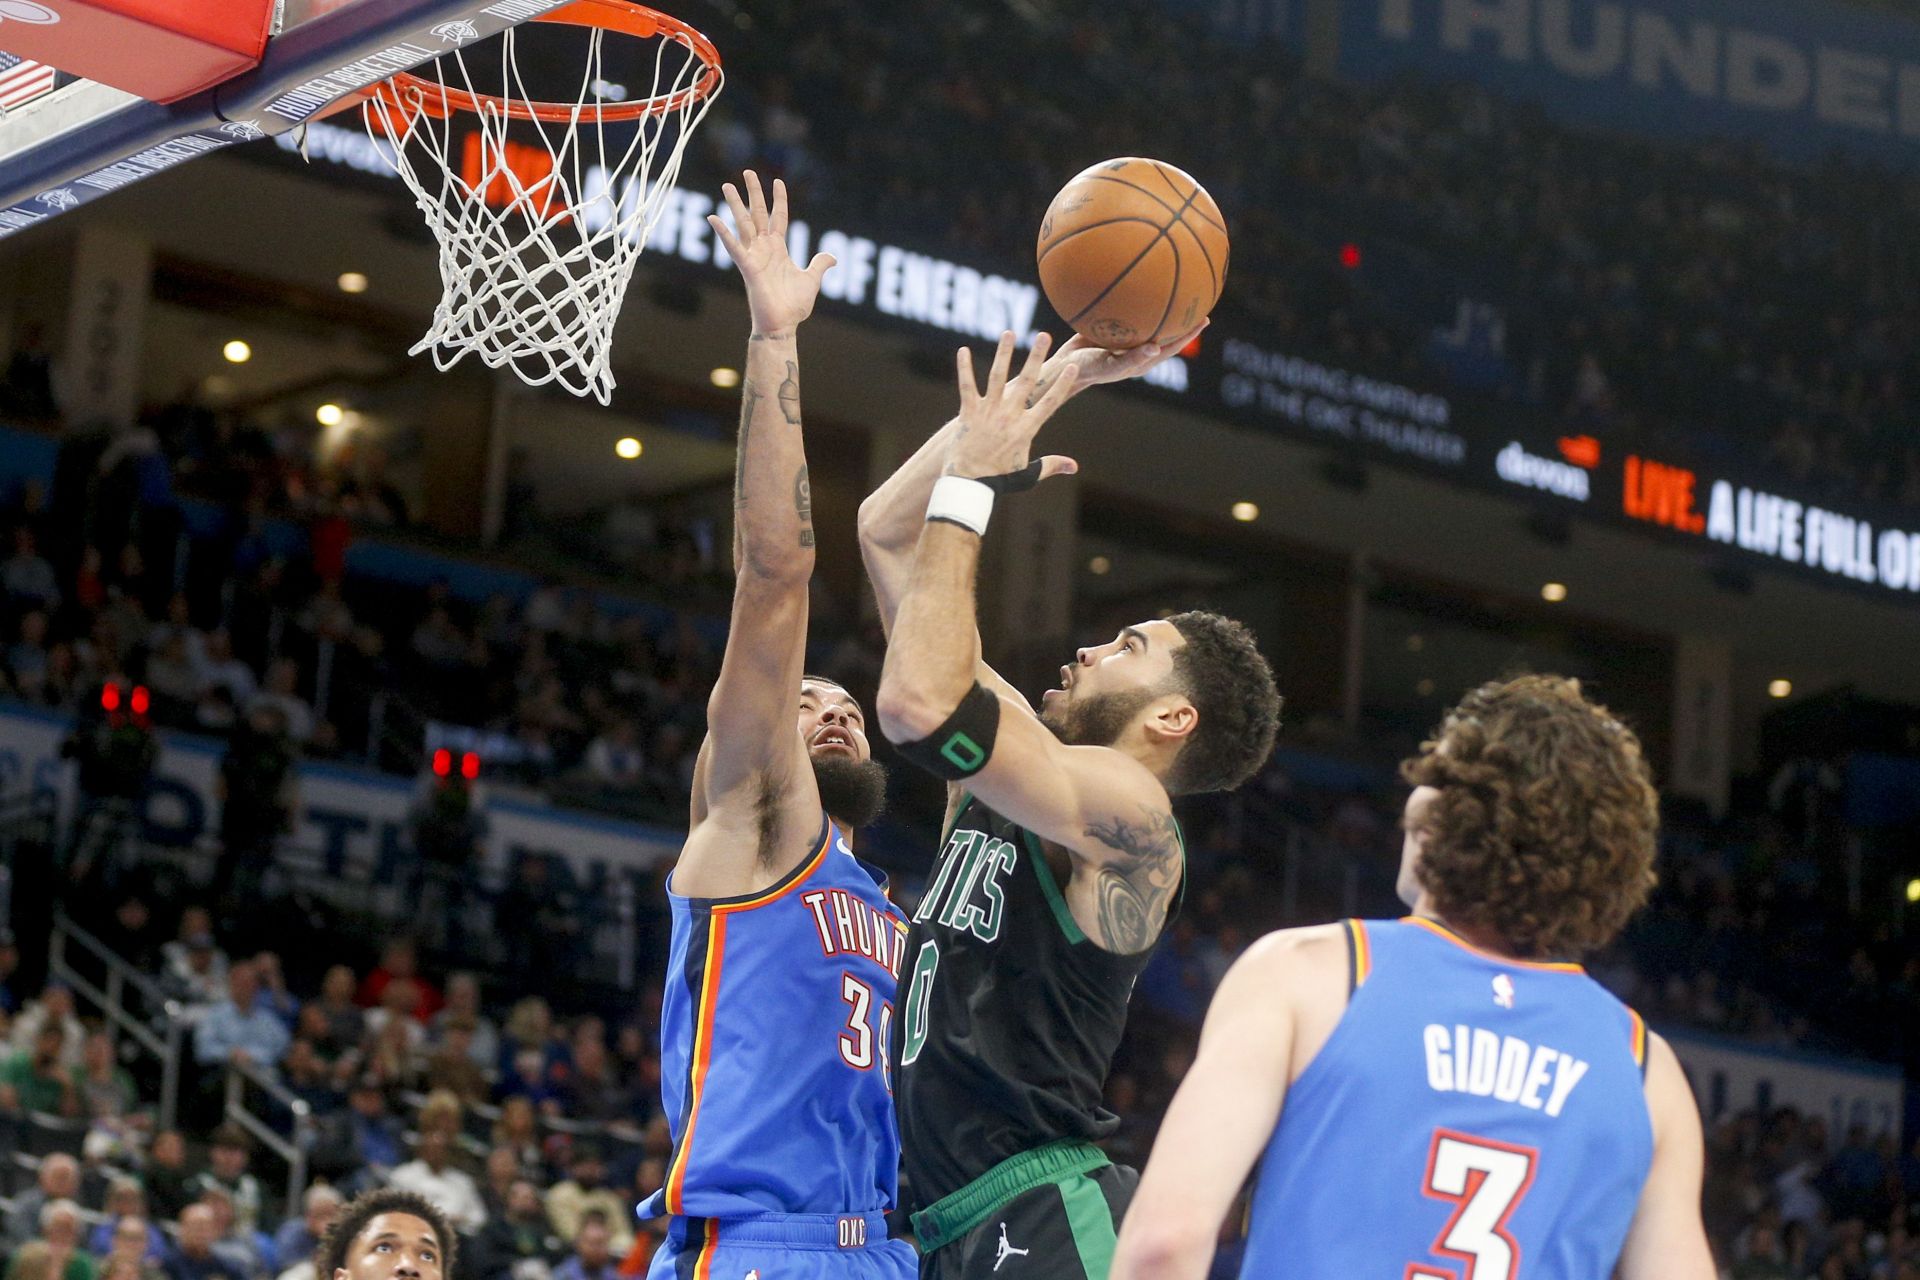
[1492,973,1516,1008]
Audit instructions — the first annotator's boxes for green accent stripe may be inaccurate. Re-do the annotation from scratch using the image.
[1023,828,1086,944]
[940,790,974,845]
[1060,1172,1119,1279]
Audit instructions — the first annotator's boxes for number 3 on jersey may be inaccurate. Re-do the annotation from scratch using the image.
[1409,1130,1538,1280]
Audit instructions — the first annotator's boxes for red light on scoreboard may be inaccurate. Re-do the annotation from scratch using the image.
[432,748,453,778]
[460,752,481,781]
[1623,455,1706,534]
[1557,435,1601,469]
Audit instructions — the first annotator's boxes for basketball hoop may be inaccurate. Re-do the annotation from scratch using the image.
[363,0,722,403]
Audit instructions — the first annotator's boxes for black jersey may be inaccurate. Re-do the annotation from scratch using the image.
[891,792,1181,1210]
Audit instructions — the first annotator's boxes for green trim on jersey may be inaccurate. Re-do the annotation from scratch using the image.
[940,789,974,846]
[1023,818,1190,950]
[1060,1170,1121,1278]
[1024,828,1088,944]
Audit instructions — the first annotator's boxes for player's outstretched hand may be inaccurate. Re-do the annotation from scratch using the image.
[1041,318,1209,396]
[707,170,836,340]
[945,331,1081,483]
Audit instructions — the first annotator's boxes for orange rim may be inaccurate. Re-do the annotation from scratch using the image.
[377,0,721,124]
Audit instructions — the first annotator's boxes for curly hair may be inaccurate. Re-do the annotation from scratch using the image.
[316,1189,456,1280]
[1401,674,1658,959]
[1163,611,1283,796]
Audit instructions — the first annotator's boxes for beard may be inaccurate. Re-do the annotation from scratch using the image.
[1039,685,1160,747]
[812,754,889,829]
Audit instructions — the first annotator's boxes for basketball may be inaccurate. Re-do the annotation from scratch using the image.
[1035,157,1230,350]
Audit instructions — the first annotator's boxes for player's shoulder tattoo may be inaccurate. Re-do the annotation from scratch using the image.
[1085,803,1181,869]
[1083,802,1183,953]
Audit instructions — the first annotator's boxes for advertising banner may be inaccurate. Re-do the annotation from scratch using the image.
[1339,0,1920,167]
[0,701,682,894]
[1482,434,1920,603]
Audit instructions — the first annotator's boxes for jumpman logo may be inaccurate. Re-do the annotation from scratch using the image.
[993,1223,1029,1271]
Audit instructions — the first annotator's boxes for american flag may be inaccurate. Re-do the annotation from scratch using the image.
[0,52,56,111]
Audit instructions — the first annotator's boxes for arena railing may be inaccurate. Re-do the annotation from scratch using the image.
[432,1093,647,1167]
[49,911,189,1130]
[223,1057,314,1214]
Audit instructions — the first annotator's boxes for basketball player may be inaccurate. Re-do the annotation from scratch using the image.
[862,330,1281,1279]
[318,1189,455,1280]
[1110,674,1715,1280]
[638,171,916,1280]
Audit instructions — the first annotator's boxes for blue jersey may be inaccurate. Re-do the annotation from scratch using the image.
[642,813,908,1221]
[1242,918,1653,1280]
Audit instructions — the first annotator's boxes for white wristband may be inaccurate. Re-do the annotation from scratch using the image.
[927,475,995,536]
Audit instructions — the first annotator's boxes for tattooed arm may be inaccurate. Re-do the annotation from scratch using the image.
[1075,804,1185,953]
[679,172,837,898]
[877,333,1181,953]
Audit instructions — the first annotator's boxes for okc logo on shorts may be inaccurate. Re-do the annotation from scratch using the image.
[0,1,59,24]
[36,188,76,210]
[1492,974,1516,1010]
[219,120,265,141]
[432,19,479,43]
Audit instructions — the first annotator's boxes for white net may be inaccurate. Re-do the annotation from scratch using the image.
[364,11,720,404]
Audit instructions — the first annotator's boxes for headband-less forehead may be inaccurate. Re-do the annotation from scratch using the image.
[802,677,861,715]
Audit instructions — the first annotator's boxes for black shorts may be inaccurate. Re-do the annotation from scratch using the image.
[919,1162,1137,1280]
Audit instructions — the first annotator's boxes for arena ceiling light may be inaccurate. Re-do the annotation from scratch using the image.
[1769,679,1792,699]
[222,340,252,363]
[1087,556,1112,575]
[1540,582,1568,603]
[1231,501,1259,522]
[337,272,369,294]
[315,403,345,427]
[710,367,740,388]
[616,437,643,460]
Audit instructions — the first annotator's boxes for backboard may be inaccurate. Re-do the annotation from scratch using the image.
[0,0,571,237]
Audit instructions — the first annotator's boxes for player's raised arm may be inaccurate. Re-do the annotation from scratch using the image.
[874,333,1189,938]
[1613,1034,1716,1280]
[685,172,835,841]
[856,329,1195,638]
[859,330,1198,833]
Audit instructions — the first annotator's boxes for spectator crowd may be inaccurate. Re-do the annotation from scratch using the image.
[684,0,1920,515]
[3,2,1920,1275]
[2,845,1918,1280]
[1,922,676,1280]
